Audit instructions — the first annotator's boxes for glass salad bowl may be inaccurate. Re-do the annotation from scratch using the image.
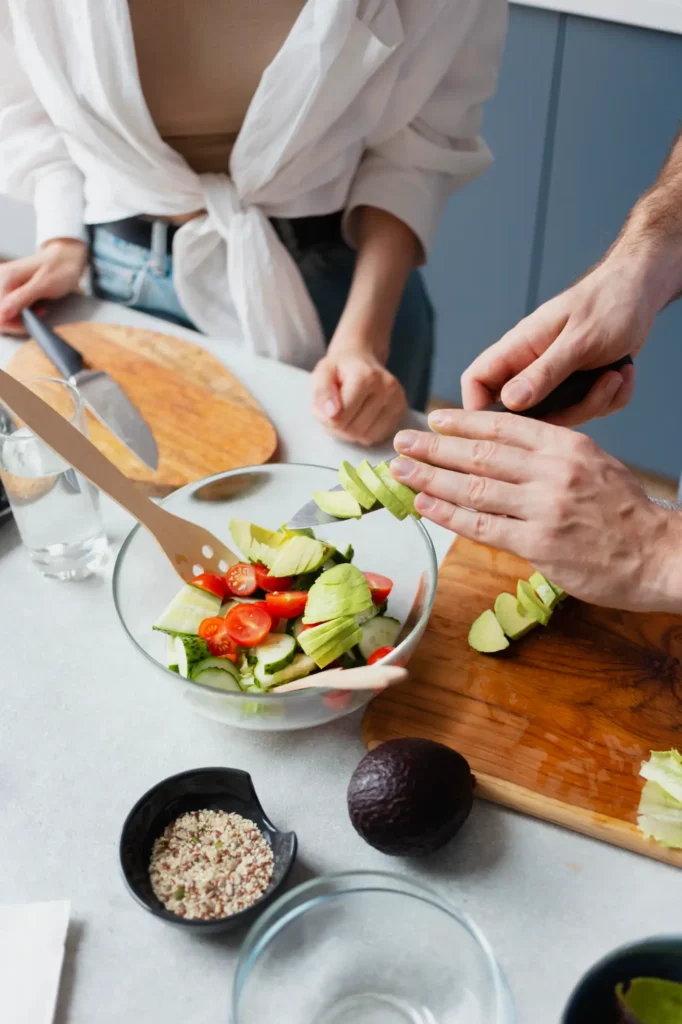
[231,872,516,1023]
[113,464,438,731]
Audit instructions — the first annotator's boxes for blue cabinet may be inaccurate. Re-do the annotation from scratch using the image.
[537,16,682,477]
[423,6,561,400]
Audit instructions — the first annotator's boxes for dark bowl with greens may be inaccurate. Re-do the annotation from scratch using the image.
[562,936,682,1024]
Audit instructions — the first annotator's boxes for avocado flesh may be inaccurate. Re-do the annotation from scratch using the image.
[529,571,559,610]
[549,579,567,602]
[339,460,376,510]
[616,978,682,1024]
[517,580,551,626]
[298,618,361,667]
[229,519,286,568]
[356,460,408,521]
[347,738,475,856]
[298,616,357,649]
[303,563,373,623]
[269,535,332,577]
[494,592,537,639]
[279,524,315,539]
[468,609,509,653]
[312,490,362,519]
[375,462,421,520]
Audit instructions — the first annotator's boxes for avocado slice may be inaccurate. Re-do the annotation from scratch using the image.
[529,571,559,610]
[356,460,408,521]
[494,592,537,639]
[339,460,376,510]
[374,462,421,520]
[517,580,551,626]
[549,579,567,603]
[269,535,332,577]
[297,616,357,650]
[229,519,286,568]
[278,524,315,539]
[298,617,362,667]
[303,563,373,623]
[468,609,509,653]
[312,490,363,519]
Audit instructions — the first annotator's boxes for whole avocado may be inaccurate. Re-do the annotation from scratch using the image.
[347,738,475,856]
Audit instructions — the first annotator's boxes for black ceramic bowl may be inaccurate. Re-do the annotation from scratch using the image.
[119,767,297,933]
[562,936,682,1023]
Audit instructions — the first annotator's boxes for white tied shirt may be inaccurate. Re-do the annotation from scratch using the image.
[0,0,507,368]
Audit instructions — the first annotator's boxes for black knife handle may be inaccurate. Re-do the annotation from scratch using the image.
[487,356,633,419]
[21,308,84,379]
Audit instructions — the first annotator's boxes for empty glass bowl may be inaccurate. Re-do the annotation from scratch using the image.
[231,872,515,1024]
[113,464,437,731]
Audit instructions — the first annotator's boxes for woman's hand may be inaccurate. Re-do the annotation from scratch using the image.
[312,341,408,447]
[392,409,682,613]
[0,239,88,336]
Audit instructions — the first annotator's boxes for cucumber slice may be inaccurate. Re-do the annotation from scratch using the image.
[174,636,211,678]
[254,653,317,689]
[252,633,296,673]
[292,617,305,641]
[356,602,385,627]
[358,616,401,660]
[192,667,243,691]
[165,634,179,672]
[153,584,222,635]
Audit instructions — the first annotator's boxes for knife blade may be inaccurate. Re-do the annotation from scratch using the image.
[21,309,159,471]
[286,356,634,530]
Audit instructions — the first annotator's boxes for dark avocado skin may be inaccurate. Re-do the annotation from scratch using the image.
[347,738,475,856]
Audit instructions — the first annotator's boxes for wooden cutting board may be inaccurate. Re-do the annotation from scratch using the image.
[6,322,278,495]
[363,537,682,866]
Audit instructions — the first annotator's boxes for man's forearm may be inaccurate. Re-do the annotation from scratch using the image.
[608,128,682,311]
[331,206,420,362]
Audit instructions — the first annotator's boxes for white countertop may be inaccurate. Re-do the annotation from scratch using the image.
[2,297,681,1024]
[515,0,682,34]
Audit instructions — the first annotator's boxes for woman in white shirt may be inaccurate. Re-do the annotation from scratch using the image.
[0,0,506,445]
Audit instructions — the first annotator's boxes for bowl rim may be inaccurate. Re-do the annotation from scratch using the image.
[232,869,513,1019]
[118,765,298,928]
[112,462,438,703]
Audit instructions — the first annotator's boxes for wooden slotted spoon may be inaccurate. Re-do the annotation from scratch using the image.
[0,369,238,581]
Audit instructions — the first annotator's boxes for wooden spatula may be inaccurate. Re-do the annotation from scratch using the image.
[0,369,238,581]
[276,663,408,693]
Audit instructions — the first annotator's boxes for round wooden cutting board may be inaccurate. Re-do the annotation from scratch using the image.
[6,322,278,495]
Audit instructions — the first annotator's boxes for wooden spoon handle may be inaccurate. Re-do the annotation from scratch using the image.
[0,369,161,531]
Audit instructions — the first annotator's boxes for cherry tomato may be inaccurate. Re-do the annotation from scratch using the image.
[254,564,293,593]
[367,645,395,665]
[300,622,322,632]
[198,617,228,641]
[363,572,394,606]
[226,563,259,597]
[192,573,228,601]
[265,591,308,620]
[224,603,272,647]
[207,631,239,661]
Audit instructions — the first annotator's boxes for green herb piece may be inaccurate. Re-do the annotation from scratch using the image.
[173,886,185,901]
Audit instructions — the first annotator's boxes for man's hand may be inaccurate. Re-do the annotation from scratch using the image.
[462,127,682,427]
[461,258,647,426]
[312,345,408,447]
[0,239,88,336]
[392,409,682,613]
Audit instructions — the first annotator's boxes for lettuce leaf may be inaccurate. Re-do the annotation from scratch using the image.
[616,978,682,1024]
[637,751,682,849]
[639,750,682,803]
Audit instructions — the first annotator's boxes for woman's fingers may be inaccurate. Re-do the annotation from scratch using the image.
[311,359,342,421]
[392,457,532,518]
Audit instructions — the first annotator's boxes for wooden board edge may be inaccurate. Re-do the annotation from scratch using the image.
[364,735,682,868]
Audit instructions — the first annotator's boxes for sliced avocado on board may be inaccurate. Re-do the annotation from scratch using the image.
[468,609,509,653]
[529,571,559,610]
[517,580,551,626]
[494,592,537,640]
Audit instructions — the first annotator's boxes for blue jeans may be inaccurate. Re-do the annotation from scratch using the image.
[89,225,434,411]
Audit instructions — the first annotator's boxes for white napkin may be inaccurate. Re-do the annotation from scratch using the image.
[0,902,70,1024]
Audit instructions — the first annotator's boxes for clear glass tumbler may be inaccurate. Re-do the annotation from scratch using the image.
[0,377,108,580]
[232,872,516,1024]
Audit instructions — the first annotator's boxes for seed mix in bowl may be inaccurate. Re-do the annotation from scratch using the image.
[149,808,274,920]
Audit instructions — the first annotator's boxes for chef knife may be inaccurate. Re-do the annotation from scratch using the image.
[286,356,634,530]
[21,308,159,470]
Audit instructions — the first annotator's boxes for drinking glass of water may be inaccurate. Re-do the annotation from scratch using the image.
[0,377,108,580]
